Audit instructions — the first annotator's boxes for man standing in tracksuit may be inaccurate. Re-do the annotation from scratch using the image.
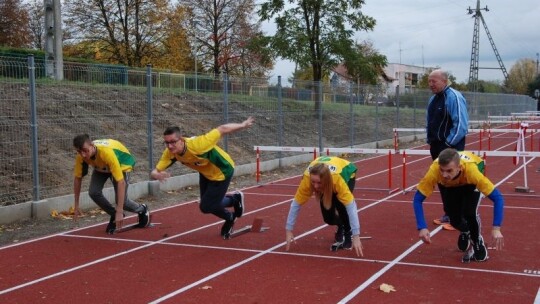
[426,69,469,228]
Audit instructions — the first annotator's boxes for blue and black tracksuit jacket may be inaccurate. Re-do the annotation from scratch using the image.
[426,86,468,147]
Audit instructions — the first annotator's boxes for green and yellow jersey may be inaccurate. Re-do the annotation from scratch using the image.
[294,156,357,206]
[416,151,494,197]
[156,129,234,181]
[74,139,135,182]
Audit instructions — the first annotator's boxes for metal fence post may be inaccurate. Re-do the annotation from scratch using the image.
[395,85,400,129]
[349,84,354,147]
[413,87,417,139]
[146,65,154,175]
[318,81,323,153]
[223,73,229,151]
[28,55,40,207]
[277,76,283,167]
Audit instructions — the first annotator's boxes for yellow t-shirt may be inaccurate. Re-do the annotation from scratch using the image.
[294,156,357,206]
[417,151,495,197]
[155,129,234,181]
[73,139,135,182]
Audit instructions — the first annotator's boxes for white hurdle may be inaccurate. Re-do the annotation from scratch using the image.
[255,144,539,194]
[393,126,539,152]
[254,146,399,193]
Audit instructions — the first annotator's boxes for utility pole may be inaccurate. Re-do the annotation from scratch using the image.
[467,0,507,92]
[44,0,63,80]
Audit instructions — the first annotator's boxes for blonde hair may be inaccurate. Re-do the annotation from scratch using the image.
[309,163,334,210]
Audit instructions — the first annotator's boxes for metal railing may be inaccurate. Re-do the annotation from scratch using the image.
[0,55,536,206]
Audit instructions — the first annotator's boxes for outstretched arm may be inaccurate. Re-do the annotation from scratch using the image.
[413,190,432,244]
[488,188,505,250]
[345,202,363,257]
[216,116,255,135]
[285,200,301,251]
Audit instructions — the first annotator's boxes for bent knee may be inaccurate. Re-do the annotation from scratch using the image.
[199,204,213,214]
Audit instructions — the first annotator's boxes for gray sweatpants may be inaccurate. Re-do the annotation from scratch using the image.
[88,170,143,216]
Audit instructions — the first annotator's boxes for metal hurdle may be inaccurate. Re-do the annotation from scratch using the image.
[322,147,400,193]
[253,146,399,193]
[398,148,540,194]
[393,127,540,152]
[254,146,318,183]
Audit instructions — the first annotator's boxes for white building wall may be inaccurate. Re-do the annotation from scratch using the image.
[383,63,436,96]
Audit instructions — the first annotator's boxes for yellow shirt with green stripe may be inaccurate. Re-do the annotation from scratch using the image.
[294,156,357,206]
[156,129,234,181]
[73,139,135,182]
[416,151,495,197]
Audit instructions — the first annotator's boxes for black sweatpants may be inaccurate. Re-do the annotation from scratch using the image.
[319,178,356,233]
[439,184,482,241]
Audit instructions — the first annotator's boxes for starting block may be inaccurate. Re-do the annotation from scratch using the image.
[230,218,269,238]
[515,186,533,193]
[114,215,157,234]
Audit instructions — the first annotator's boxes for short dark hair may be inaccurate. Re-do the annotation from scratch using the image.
[438,148,460,166]
[73,134,92,150]
[164,126,182,137]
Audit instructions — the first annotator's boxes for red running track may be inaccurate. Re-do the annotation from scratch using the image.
[1,127,540,303]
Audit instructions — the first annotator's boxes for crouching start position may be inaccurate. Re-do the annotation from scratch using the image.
[285,156,363,257]
[73,134,150,234]
[413,148,505,262]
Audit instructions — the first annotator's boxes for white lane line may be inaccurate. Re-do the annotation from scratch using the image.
[1,134,534,299]
[147,179,409,303]
[0,197,292,296]
[534,287,540,304]
[338,154,537,303]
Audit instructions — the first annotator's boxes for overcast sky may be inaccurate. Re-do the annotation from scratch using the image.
[263,0,540,84]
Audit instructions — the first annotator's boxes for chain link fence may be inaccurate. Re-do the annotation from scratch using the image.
[0,55,537,206]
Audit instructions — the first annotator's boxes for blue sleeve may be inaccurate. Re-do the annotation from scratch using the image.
[445,89,468,147]
[285,200,301,231]
[487,188,504,226]
[413,191,428,230]
[345,201,360,235]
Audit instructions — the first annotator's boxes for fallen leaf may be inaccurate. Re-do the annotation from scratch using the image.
[379,283,396,293]
[200,285,212,290]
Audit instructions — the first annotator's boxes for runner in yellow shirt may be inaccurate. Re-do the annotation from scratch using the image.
[413,148,505,262]
[151,117,255,239]
[73,134,150,234]
[285,156,363,257]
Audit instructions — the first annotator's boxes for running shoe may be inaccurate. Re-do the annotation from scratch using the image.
[472,236,488,261]
[106,215,116,234]
[232,191,245,218]
[221,215,236,240]
[457,231,470,252]
[137,204,151,228]
[334,225,344,243]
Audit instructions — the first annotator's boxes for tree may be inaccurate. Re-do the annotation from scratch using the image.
[259,0,375,84]
[63,0,172,67]
[151,4,195,72]
[506,58,537,94]
[183,0,266,77]
[224,13,274,78]
[0,0,31,48]
[26,0,45,50]
[344,40,387,85]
